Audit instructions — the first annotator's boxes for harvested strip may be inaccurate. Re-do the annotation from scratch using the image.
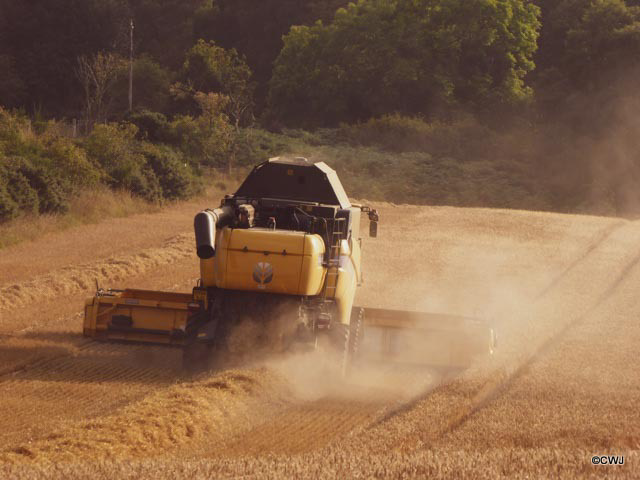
[0,341,182,449]
[0,234,193,314]
[0,368,292,464]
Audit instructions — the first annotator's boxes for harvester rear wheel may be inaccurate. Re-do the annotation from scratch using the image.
[341,308,364,376]
[349,307,364,358]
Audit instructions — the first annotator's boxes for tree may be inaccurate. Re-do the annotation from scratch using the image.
[194,0,349,110]
[111,55,174,115]
[565,0,640,88]
[268,0,541,127]
[0,0,131,117]
[183,40,255,130]
[76,53,125,131]
[0,55,26,108]
[167,94,234,171]
[127,0,205,70]
[532,0,640,127]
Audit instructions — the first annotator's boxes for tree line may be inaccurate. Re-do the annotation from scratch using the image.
[1,0,639,127]
[1,0,640,215]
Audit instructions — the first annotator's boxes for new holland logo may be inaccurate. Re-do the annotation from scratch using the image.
[252,262,273,288]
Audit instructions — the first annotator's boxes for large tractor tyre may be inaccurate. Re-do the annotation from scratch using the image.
[324,317,362,377]
[313,305,361,376]
[349,307,364,359]
[341,307,364,376]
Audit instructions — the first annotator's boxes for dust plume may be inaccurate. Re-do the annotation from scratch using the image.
[265,348,437,403]
[586,91,640,216]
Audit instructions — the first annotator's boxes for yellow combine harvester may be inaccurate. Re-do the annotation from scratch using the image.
[83,157,495,372]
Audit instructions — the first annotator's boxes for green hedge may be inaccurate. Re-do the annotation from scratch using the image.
[0,108,205,223]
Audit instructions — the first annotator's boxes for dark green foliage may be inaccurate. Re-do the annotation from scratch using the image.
[0,0,131,118]
[269,0,541,127]
[307,145,545,209]
[0,109,101,217]
[128,0,205,70]
[1,157,69,215]
[533,0,640,127]
[83,122,203,203]
[312,114,543,207]
[127,110,171,142]
[3,161,40,214]
[0,108,205,224]
[0,178,18,222]
[0,0,201,118]
[194,0,348,109]
[139,143,203,200]
[84,123,163,202]
[182,40,255,128]
[164,109,233,168]
[233,129,292,167]
[39,137,102,194]
[112,56,174,115]
[336,115,494,158]
[18,161,69,214]
[0,55,26,109]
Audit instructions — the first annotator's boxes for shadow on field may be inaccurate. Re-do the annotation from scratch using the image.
[0,341,184,385]
[20,331,87,343]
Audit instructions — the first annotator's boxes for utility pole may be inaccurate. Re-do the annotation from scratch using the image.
[128,18,134,112]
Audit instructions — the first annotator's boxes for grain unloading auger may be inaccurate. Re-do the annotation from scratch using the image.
[83,157,495,373]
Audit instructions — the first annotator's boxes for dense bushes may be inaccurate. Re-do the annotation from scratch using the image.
[335,114,497,159]
[0,104,290,224]
[0,109,98,221]
[312,146,544,209]
[280,115,548,209]
[0,108,203,222]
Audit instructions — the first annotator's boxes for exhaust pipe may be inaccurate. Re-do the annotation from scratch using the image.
[194,206,234,259]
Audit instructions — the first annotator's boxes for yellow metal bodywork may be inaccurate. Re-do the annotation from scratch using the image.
[200,226,360,325]
[83,289,193,345]
[359,308,495,369]
[202,228,327,293]
[332,239,358,326]
[84,212,364,345]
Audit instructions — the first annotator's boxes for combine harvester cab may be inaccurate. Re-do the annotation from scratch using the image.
[83,157,495,373]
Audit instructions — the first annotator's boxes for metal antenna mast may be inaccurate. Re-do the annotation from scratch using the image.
[129,19,134,112]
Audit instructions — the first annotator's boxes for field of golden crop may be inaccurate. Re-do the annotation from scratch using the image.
[0,200,637,478]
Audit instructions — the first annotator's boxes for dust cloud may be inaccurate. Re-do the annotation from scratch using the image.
[264,348,436,403]
[587,92,640,216]
[215,201,624,412]
[223,207,577,405]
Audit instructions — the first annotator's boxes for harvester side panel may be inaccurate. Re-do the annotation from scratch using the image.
[83,289,194,346]
[358,307,495,369]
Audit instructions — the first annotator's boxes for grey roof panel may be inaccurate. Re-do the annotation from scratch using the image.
[234,158,351,208]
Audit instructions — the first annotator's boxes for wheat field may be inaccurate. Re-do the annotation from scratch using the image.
[0,201,637,478]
